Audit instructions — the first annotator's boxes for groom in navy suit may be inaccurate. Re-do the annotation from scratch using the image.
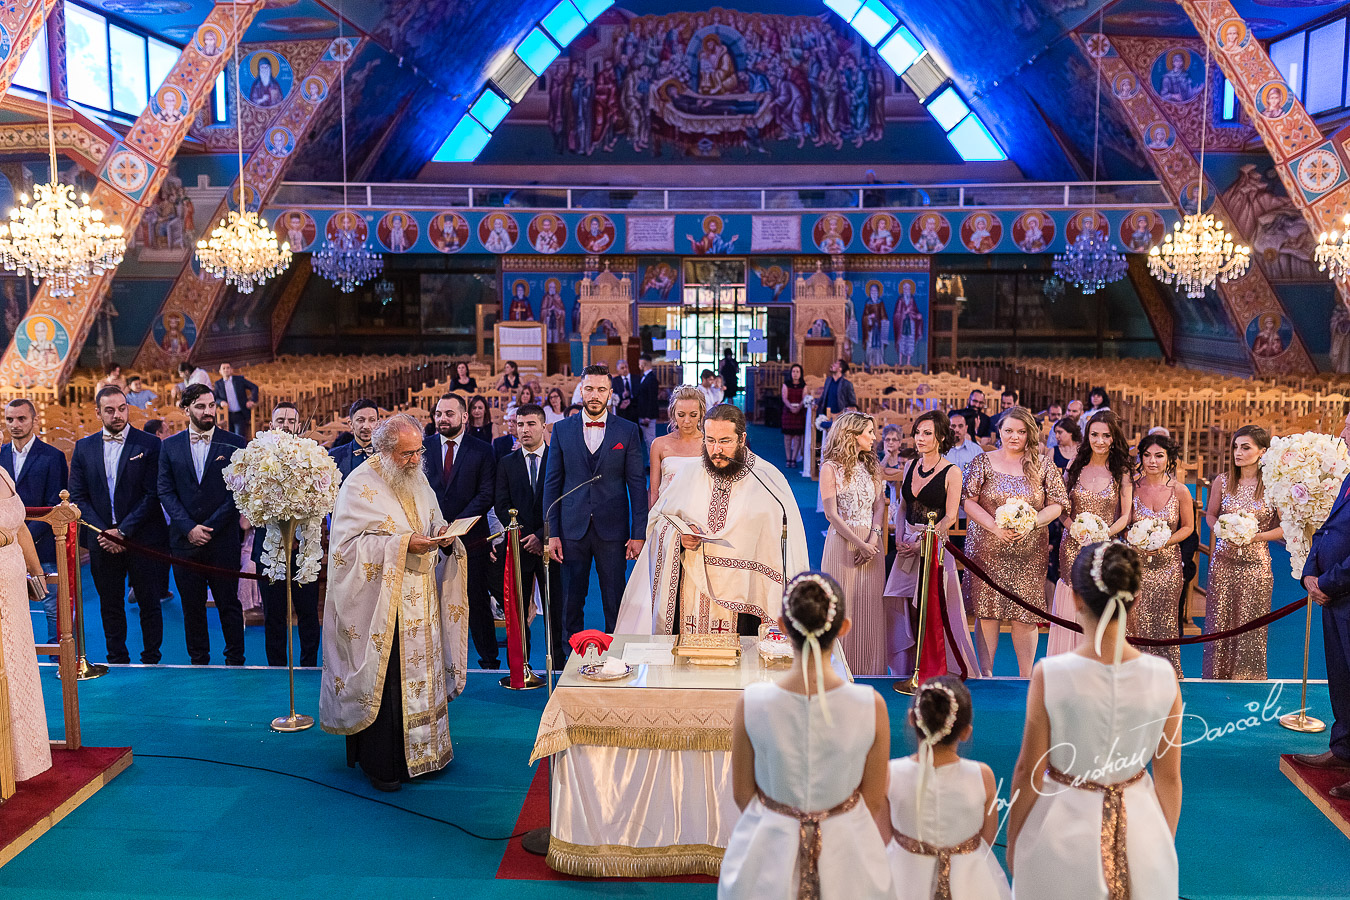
[1295,413,1350,798]
[2,398,67,643]
[544,364,647,636]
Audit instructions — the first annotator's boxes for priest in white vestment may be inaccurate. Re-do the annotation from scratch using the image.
[320,413,470,792]
[617,404,809,635]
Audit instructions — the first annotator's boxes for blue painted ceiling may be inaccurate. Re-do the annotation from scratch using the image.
[70,0,1348,182]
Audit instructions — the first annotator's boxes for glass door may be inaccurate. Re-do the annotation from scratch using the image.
[671,260,765,387]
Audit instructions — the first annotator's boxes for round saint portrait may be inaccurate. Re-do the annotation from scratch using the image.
[575,214,616,254]
[1254,80,1293,120]
[1246,313,1292,359]
[478,213,518,253]
[153,311,197,357]
[15,315,70,371]
[1065,209,1108,245]
[1119,208,1164,252]
[240,50,293,109]
[325,209,369,244]
[299,75,328,104]
[527,214,567,254]
[276,209,316,251]
[377,210,418,253]
[861,213,902,254]
[1011,209,1055,253]
[909,212,951,253]
[194,23,225,57]
[812,214,853,254]
[428,212,470,253]
[960,211,1002,253]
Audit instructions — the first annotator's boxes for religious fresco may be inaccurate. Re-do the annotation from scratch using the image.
[839,261,931,369]
[276,209,318,252]
[263,206,1180,257]
[1218,160,1321,282]
[14,315,69,371]
[240,49,294,108]
[747,258,792,304]
[498,267,583,342]
[130,165,195,262]
[536,8,890,160]
[637,258,680,303]
[153,310,197,357]
[1246,312,1294,361]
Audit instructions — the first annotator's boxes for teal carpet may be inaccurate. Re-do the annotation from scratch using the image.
[10,421,1345,897]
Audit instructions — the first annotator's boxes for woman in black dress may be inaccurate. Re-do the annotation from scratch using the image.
[449,361,477,394]
[882,410,979,677]
[495,360,522,393]
[780,363,807,468]
[467,395,494,443]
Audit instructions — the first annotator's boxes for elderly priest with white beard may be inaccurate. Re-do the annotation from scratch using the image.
[321,413,470,792]
[617,404,808,636]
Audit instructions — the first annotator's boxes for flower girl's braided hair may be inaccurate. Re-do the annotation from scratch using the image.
[911,676,972,824]
[1071,541,1141,665]
[782,571,846,723]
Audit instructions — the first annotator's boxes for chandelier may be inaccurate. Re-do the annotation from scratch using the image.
[312,224,383,293]
[1148,214,1250,298]
[1058,17,1127,295]
[1147,24,1249,297]
[374,274,396,306]
[195,2,290,293]
[314,0,382,292]
[1315,213,1350,281]
[1055,228,1128,294]
[0,84,126,297]
[197,208,292,293]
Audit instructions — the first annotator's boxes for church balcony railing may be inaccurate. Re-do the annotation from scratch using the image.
[269,180,1168,213]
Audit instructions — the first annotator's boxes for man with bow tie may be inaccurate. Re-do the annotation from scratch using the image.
[69,386,169,664]
[158,384,248,665]
[331,398,379,480]
[544,364,647,637]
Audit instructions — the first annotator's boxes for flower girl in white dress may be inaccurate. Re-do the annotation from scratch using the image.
[719,572,892,900]
[887,675,1009,899]
[1008,541,1183,900]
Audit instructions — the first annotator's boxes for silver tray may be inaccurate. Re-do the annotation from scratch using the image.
[578,661,634,681]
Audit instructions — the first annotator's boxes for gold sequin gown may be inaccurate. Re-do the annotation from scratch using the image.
[823,461,887,676]
[962,453,1068,624]
[1130,491,1184,678]
[1048,476,1122,656]
[1202,475,1278,680]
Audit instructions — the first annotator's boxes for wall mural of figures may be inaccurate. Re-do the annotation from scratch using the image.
[130,165,195,261]
[500,269,582,342]
[539,8,892,160]
[840,268,930,369]
[1218,161,1321,282]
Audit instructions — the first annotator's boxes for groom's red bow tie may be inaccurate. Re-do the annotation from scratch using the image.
[585,422,605,428]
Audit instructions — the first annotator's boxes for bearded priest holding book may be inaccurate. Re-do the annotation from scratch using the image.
[320,413,470,792]
[616,404,809,636]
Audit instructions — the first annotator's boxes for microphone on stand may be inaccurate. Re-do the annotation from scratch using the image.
[748,465,790,590]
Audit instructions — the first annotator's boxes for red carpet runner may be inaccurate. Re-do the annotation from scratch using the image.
[496,764,716,882]
[1280,754,1350,841]
[0,746,133,866]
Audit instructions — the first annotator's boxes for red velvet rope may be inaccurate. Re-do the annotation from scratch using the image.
[945,539,1310,648]
[79,521,267,581]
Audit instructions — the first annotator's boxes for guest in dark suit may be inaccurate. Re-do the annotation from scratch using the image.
[424,393,499,668]
[1295,415,1350,797]
[212,362,259,438]
[252,403,321,667]
[492,407,519,460]
[544,364,647,636]
[961,388,995,442]
[634,353,660,448]
[495,404,566,665]
[158,384,248,665]
[4,398,68,642]
[68,387,168,664]
[330,398,380,480]
[611,359,638,423]
[719,347,740,400]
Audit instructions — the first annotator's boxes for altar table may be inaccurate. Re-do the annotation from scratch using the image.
[529,634,783,878]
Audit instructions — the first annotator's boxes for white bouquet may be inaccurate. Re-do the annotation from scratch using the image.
[1261,431,1350,577]
[223,430,340,585]
[1214,512,1259,547]
[1069,512,1111,545]
[1126,518,1171,552]
[994,497,1038,538]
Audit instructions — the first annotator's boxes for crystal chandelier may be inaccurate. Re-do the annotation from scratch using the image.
[1054,228,1129,294]
[1148,214,1250,298]
[1316,213,1350,281]
[195,1,290,292]
[314,0,382,292]
[1147,29,1249,297]
[0,86,126,297]
[374,274,396,305]
[312,225,382,293]
[1057,16,1127,295]
[197,208,292,293]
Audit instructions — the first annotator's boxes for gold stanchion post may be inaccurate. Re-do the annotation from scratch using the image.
[1280,596,1326,733]
[271,520,314,732]
[895,512,938,695]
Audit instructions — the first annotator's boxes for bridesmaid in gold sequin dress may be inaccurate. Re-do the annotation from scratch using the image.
[963,408,1068,677]
[1203,426,1282,680]
[1130,434,1194,679]
[1049,412,1133,656]
[821,413,889,676]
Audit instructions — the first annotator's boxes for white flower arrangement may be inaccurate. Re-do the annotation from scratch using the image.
[1214,512,1259,547]
[223,430,340,585]
[1261,431,1350,577]
[994,497,1038,538]
[1126,518,1171,552]
[1069,512,1111,545]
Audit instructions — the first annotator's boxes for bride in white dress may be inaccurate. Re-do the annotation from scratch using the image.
[1008,541,1183,900]
[647,384,706,506]
[719,572,891,900]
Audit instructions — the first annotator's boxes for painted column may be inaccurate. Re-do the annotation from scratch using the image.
[1179,0,1350,306]
[132,36,358,371]
[0,0,56,101]
[0,0,263,389]
[1091,32,1315,375]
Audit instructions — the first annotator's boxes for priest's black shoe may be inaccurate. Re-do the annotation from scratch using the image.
[367,773,402,793]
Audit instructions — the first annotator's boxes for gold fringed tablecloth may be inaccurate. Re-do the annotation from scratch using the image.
[529,686,739,764]
[547,837,724,878]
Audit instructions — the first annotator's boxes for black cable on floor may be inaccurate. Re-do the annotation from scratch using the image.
[137,754,532,842]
